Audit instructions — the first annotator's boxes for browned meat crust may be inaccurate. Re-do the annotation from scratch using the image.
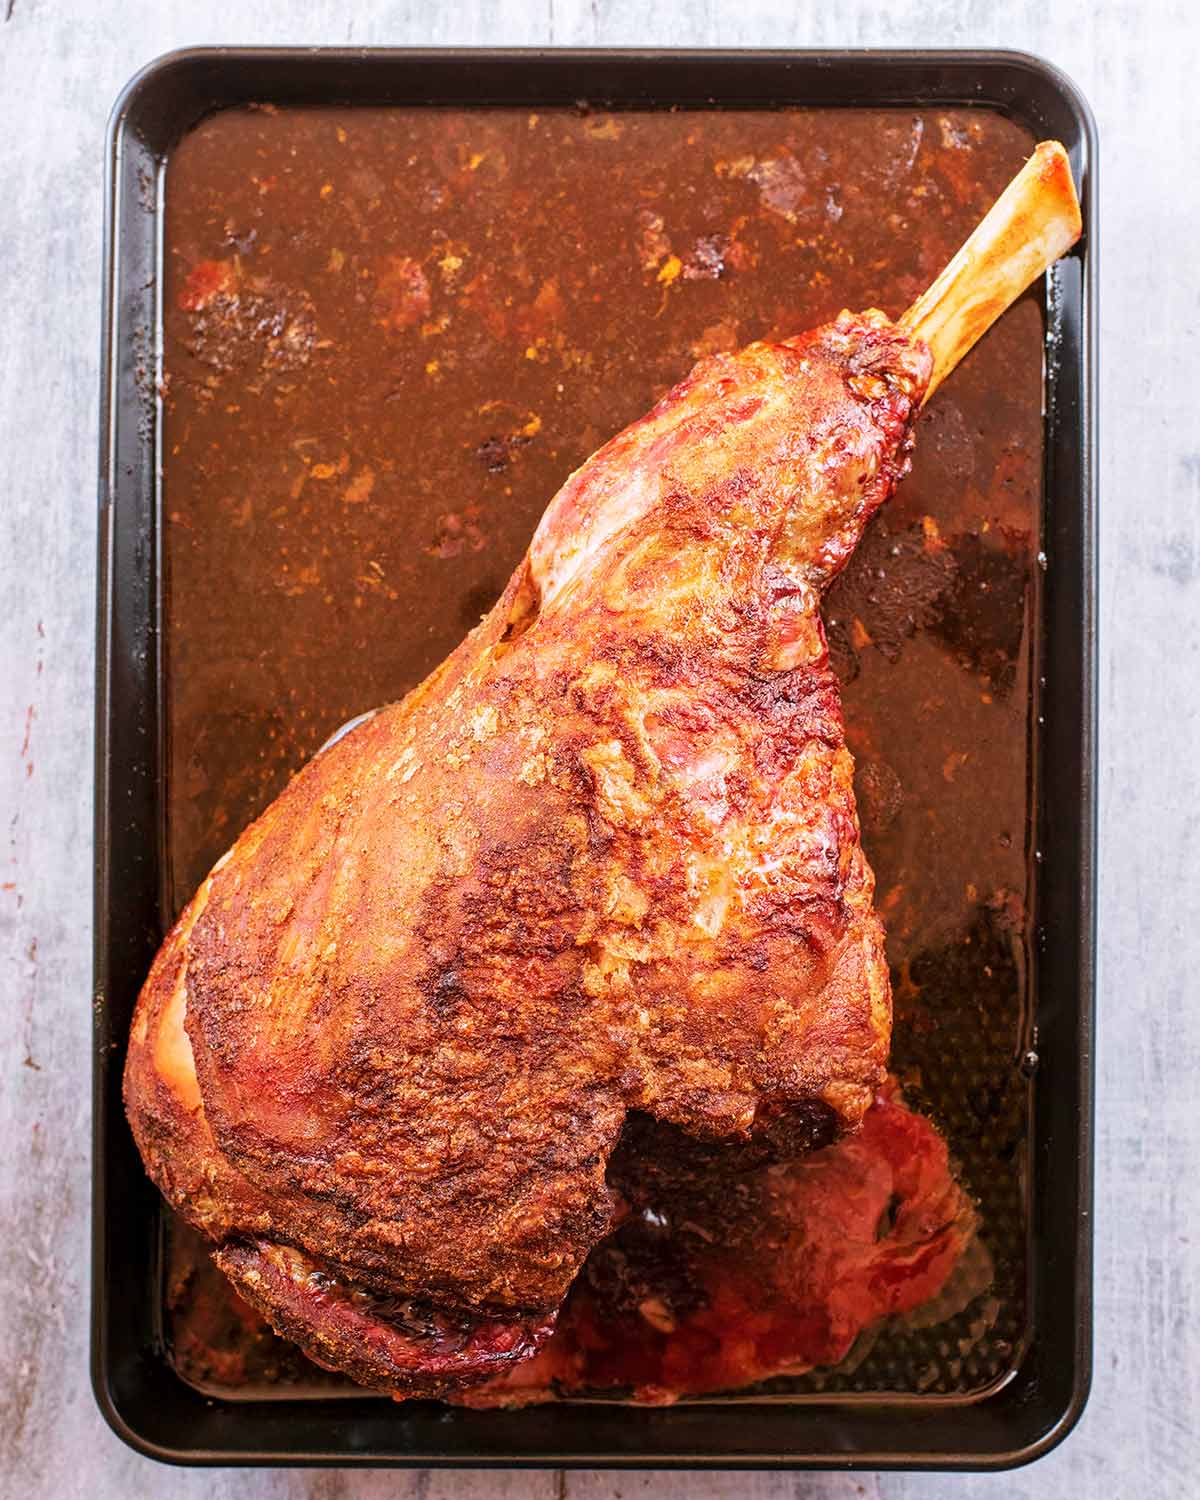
[125,310,931,1397]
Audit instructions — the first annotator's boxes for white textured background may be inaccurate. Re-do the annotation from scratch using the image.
[1,0,1196,1494]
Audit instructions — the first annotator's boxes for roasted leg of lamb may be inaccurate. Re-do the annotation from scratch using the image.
[124,143,1080,1399]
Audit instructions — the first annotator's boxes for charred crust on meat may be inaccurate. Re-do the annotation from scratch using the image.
[125,309,930,1398]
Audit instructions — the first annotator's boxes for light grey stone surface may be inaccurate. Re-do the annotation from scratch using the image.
[1,0,1195,1494]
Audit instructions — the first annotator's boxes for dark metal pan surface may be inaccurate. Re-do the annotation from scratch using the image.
[94,47,1095,1469]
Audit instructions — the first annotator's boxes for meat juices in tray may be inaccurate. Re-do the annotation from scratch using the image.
[135,102,1073,1405]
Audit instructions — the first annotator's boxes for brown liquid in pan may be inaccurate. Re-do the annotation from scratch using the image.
[161,103,1041,1399]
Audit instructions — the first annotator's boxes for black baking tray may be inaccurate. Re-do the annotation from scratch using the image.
[93,47,1096,1470]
